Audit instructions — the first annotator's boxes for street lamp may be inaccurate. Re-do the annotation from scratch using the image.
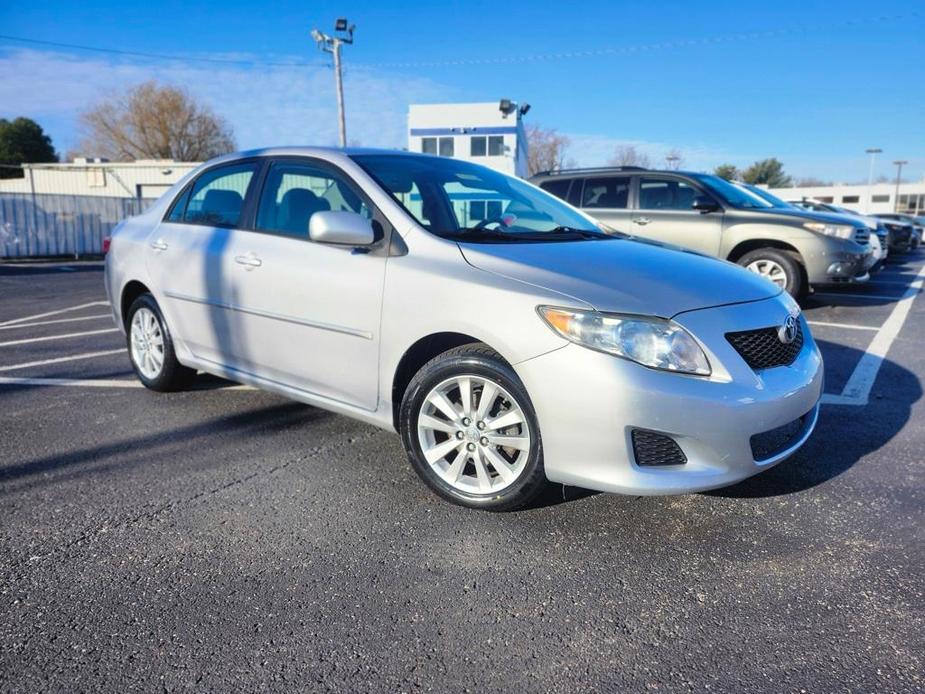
[665,154,680,170]
[865,147,882,213]
[892,160,908,213]
[311,18,355,148]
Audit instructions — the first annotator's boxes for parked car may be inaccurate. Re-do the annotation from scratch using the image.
[105,148,823,511]
[874,213,923,250]
[532,167,872,298]
[791,199,907,253]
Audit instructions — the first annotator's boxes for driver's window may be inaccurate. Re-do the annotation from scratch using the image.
[639,178,699,211]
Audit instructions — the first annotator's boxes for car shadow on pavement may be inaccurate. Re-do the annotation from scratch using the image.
[0,401,332,488]
[0,263,104,277]
[709,340,921,498]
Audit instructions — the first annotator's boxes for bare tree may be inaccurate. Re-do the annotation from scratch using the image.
[79,81,236,161]
[526,124,574,176]
[608,145,651,168]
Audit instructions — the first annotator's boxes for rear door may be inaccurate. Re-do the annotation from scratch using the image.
[145,160,261,365]
[577,175,633,232]
[631,175,724,256]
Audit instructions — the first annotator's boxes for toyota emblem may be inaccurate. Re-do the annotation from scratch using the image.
[778,315,799,344]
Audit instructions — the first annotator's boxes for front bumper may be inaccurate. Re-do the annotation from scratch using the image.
[517,297,823,495]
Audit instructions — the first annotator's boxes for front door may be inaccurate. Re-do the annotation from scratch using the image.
[630,175,724,256]
[218,158,387,411]
[578,175,634,233]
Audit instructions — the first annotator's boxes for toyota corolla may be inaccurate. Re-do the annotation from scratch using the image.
[105,148,823,511]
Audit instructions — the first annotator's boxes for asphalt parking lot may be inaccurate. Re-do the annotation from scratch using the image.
[1,255,923,692]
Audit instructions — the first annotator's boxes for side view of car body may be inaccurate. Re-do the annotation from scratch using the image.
[532,167,873,298]
[105,148,823,510]
[874,213,923,251]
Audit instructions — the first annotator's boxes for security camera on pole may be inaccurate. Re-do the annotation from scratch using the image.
[311,18,355,148]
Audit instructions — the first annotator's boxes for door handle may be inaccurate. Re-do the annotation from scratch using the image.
[633,217,652,226]
[150,239,168,251]
[234,254,262,269]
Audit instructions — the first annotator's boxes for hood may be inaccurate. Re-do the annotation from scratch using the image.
[758,207,870,229]
[458,237,780,318]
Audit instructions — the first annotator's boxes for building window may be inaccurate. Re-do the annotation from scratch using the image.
[817,196,834,203]
[470,136,487,157]
[488,136,505,156]
[842,195,860,204]
[871,194,890,203]
[469,199,502,221]
[421,138,437,155]
[439,137,454,157]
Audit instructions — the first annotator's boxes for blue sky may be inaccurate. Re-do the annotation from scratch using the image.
[1,0,923,181]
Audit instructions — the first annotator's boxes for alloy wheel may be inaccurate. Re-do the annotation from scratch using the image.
[130,307,165,380]
[745,258,788,288]
[416,375,532,495]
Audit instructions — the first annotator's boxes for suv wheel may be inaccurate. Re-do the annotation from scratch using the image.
[126,294,196,392]
[399,344,548,511]
[738,248,805,298]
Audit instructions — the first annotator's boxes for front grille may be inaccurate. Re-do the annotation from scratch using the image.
[631,430,687,467]
[750,409,814,462]
[853,228,870,246]
[726,322,804,370]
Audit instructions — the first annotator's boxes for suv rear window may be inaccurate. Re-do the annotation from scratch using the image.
[582,177,629,209]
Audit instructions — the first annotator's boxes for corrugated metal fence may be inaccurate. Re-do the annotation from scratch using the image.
[0,193,149,257]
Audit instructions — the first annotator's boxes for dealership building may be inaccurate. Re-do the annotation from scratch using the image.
[768,180,925,216]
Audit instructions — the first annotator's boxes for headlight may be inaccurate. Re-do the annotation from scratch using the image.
[803,222,856,239]
[538,306,711,375]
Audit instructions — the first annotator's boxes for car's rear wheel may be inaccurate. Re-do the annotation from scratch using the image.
[126,293,196,392]
[739,248,805,298]
[399,344,548,511]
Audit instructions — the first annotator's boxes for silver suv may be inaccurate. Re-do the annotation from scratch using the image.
[532,167,873,297]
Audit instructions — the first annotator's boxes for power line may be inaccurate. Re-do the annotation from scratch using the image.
[0,12,918,71]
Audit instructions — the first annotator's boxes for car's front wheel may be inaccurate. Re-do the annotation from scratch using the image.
[738,248,805,298]
[400,344,548,511]
[126,293,196,391]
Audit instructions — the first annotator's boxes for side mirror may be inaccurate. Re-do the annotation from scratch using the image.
[309,210,375,246]
[692,195,720,213]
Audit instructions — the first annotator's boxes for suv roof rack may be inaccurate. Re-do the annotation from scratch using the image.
[533,165,648,177]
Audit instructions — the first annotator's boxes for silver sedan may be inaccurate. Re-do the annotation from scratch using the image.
[104,148,823,510]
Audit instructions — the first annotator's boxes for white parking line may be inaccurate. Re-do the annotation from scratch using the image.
[0,328,119,348]
[822,261,925,406]
[807,321,879,332]
[0,314,112,331]
[0,301,110,327]
[0,349,125,372]
[0,376,142,388]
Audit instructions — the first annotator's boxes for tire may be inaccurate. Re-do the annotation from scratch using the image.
[399,344,548,511]
[125,293,196,392]
[738,248,805,298]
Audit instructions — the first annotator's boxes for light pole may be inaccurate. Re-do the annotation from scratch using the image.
[665,154,680,170]
[311,18,355,148]
[865,147,882,213]
[892,160,908,212]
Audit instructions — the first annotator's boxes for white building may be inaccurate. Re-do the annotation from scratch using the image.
[0,158,199,200]
[407,102,529,177]
[768,179,925,216]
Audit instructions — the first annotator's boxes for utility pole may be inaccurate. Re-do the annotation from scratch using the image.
[892,160,907,213]
[864,147,882,213]
[665,154,680,170]
[311,18,355,148]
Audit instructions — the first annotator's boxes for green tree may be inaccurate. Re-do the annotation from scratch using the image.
[741,158,791,187]
[713,163,739,181]
[0,117,57,178]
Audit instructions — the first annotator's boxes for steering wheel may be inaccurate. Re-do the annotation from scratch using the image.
[474,215,513,230]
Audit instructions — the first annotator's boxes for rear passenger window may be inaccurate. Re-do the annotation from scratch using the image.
[255,162,371,238]
[582,177,629,209]
[539,179,571,201]
[184,163,257,227]
[638,178,699,211]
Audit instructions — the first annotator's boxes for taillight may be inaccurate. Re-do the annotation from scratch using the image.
[102,237,111,255]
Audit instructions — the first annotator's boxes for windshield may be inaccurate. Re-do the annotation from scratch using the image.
[736,183,793,209]
[689,173,775,209]
[352,154,607,242]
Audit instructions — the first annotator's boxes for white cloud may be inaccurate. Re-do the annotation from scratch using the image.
[0,48,457,153]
